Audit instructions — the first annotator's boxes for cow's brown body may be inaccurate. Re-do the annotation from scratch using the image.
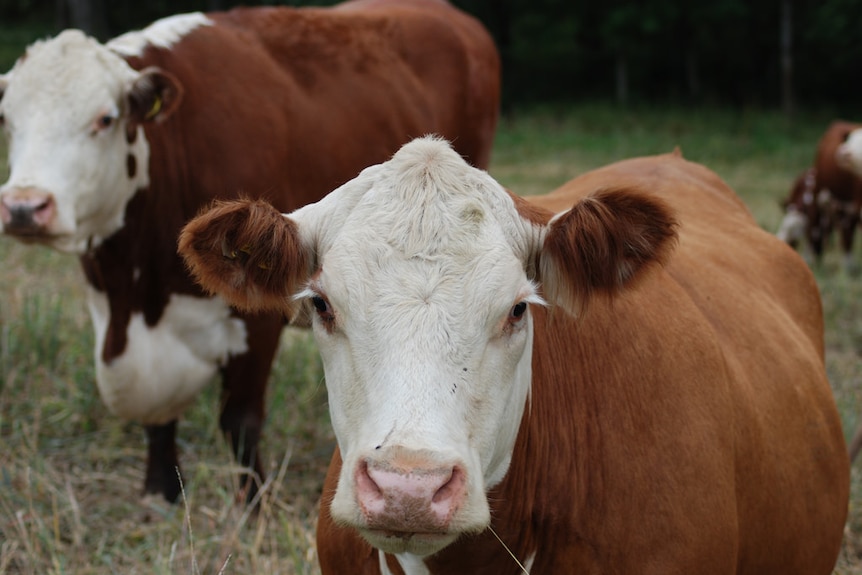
[309,153,848,574]
[1,0,499,502]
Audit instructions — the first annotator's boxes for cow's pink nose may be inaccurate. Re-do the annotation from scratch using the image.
[355,456,466,532]
[0,188,56,235]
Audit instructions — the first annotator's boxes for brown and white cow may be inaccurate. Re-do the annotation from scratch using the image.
[0,1,499,503]
[775,167,829,259]
[777,121,862,269]
[179,137,848,574]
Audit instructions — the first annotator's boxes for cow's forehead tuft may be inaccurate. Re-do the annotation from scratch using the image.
[340,138,513,260]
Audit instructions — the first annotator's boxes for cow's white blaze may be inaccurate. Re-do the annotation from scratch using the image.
[836,128,862,178]
[87,289,248,424]
[288,138,544,556]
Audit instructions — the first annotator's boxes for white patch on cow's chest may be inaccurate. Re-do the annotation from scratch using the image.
[86,288,248,424]
[108,13,213,57]
[379,551,431,575]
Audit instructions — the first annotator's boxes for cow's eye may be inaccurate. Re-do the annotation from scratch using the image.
[509,301,527,323]
[510,301,528,321]
[311,295,335,325]
[92,114,116,135]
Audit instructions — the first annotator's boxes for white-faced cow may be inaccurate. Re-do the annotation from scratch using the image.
[179,137,849,574]
[777,121,862,269]
[0,1,499,504]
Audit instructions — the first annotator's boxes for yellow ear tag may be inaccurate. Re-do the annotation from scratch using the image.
[144,96,162,120]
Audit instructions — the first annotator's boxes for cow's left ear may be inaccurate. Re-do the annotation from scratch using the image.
[127,67,183,124]
[539,188,678,316]
[178,199,311,316]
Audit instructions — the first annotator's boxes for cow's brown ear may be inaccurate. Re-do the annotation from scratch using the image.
[178,199,310,316]
[540,188,678,316]
[127,67,183,124]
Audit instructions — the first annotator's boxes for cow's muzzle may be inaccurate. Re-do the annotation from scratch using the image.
[0,187,56,236]
[355,451,467,533]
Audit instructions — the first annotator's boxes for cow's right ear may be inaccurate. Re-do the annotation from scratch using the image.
[178,199,310,316]
[539,188,678,316]
[0,73,8,102]
[127,67,183,124]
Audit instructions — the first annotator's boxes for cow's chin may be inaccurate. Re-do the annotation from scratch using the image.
[358,528,460,557]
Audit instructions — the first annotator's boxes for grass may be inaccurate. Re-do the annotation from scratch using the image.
[1,103,862,573]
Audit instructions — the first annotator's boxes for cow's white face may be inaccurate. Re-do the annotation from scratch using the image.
[288,142,544,556]
[836,128,862,178]
[177,136,678,561]
[0,29,179,253]
[297,162,541,554]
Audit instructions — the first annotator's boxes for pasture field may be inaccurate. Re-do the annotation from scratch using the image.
[2,104,862,573]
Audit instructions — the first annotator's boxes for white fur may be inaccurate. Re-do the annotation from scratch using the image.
[384,552,431,575]
[87,288,248,424]
[775,206,807,244]
[836,128,862,178]
[108,13,213,57]
[288,138,545,556]
[0,30,151,252]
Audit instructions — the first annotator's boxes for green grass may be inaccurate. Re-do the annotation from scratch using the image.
[1,103,862,573]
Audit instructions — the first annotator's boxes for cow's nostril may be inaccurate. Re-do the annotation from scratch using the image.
[431,466,464,505]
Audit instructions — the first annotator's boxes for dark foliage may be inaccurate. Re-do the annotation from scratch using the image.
[1,0,861,111]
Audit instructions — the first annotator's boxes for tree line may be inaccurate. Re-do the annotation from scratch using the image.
[2,0,861,112]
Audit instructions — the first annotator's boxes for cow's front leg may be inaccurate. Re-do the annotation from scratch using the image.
[219,314,284,504]
[144,421,182,502]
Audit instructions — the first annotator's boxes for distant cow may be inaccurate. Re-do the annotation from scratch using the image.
[0,1,499,503]
[179,138,848,574]
[778,121,862,269]
[776,167,829,259]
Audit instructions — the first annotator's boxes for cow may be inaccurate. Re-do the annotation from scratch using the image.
[777,121,862,270]
[178,137,849,574]
[0,1,500,504]
[775,167,830,260]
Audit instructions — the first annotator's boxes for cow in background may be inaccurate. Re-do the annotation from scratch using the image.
[777,121,862,270]
[179,138,848,574]
[0,0,499,504]
[776,167,830,260]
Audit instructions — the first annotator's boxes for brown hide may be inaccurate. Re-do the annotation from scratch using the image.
[316,153,848,574]
[82,0,499,501]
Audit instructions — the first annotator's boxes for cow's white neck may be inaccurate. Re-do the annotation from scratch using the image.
[379,551,431,575]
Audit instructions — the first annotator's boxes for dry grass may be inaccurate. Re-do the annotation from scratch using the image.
[2,104,862,573]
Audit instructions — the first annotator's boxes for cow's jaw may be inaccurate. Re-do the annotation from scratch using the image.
[0,30,150,253]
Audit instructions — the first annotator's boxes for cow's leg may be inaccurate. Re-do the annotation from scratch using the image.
[839,206,860,272]
[144,421,182,502]
[219,313,284,504]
